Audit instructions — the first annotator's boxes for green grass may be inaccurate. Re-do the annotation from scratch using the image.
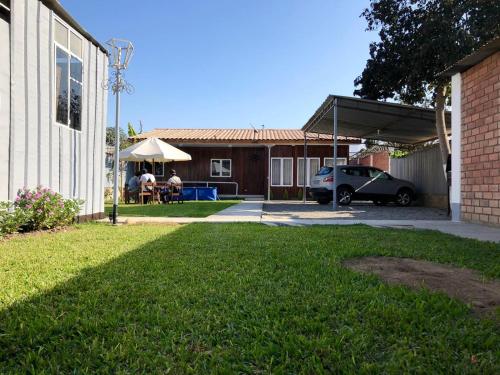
[0,223,499,373]
[105,200,240,217]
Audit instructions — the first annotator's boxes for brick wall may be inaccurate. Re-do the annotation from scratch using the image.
[461,51,500,226]
[350,151,390,171]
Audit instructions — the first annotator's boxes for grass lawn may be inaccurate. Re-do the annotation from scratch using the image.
[0,223,499,373]
[104,200,240,217]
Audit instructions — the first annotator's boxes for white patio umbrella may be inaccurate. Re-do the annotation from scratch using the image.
[120,137,191,163]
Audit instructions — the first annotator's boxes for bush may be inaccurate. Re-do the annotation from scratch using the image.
[14,187,83,231]
[0,202,27,236]
[297,188,303,201]
[0,187,83,236]
[283,189,289,200]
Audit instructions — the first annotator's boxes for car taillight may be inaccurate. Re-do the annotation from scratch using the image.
[323,176,334,182]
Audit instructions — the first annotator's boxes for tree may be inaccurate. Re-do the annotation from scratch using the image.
[127,122,137,137]
[105,127,131,150]
[354,0,500,165]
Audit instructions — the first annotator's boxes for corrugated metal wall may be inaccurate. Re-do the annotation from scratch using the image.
[1,0,108,216]
[0,11,10,200]
[390,145,447,195]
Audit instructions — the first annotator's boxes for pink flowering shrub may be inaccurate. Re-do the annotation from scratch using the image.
[6,187,84,232]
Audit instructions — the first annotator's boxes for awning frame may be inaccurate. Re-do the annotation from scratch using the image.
[302,95,451,210]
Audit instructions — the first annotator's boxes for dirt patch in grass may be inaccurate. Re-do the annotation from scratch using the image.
[343,256,500,318]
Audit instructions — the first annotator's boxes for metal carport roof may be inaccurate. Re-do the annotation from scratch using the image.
[302,95,450,145]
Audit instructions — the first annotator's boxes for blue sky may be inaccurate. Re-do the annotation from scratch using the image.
[62,0,377,133]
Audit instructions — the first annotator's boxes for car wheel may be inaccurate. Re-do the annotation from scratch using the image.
[337,186,352,206]
[396,189,412,207]
[317,198,331,205]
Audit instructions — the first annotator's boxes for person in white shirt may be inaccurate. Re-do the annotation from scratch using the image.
[139,168,156,204]
[140,168,156,187]
[167,169,181,188]
[161,169,182,203]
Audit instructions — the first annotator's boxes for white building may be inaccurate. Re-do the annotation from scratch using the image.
[0,0,108,219]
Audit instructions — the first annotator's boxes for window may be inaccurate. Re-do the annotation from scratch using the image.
[341,167,364,177]
[54,18,83,130]
[368,168,389,180]
[0,0,10,22]
[153,162,164,177]
[324,157,347,167]
[297,157,320,186]
[140,161,164,177]
[211,159,231,177]
[271,158,293,186]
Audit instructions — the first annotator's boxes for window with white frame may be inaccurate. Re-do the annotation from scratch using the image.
[211,159,231,177]
[271,158,293,186]
[297,157,320,186]
[140,161,164,177]
[153,162,164,177]
[324,157,347,167]
[54,18,83,130]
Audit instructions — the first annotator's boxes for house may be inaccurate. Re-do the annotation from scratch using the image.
[0,0,108,220]
[349,146,390,172]
[131,129,359,199]
[442,37,500,227]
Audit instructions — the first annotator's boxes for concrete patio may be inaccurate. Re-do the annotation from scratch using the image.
[110,200,500,243]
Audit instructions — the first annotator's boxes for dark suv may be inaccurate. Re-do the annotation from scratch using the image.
[310,165,416,206]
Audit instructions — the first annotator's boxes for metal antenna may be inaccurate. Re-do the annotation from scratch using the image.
[103,38,134,225]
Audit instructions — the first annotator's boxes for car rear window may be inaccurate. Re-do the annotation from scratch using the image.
[316,166,333,176]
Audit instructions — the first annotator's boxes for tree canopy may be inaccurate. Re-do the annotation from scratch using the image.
[354,0,500,105]
[105,127,130,150]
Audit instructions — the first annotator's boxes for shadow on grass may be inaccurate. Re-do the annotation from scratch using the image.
[0,223,498,373]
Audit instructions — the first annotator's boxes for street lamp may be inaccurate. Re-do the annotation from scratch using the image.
[104,38,134,224]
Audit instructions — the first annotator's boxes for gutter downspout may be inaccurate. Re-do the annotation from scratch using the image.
[303,132,307,203]
[332,98,338,211]
[267,145,273,201]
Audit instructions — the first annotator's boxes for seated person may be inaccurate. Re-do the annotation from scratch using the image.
[160,169,182,203]
[127,171,141,203]
[139,168,156,203]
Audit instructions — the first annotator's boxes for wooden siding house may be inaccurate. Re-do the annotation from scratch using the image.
[131,129,359,199]
[0,0,108,219]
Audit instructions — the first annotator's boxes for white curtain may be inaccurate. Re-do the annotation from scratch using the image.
[271,159,281,186]
[282,159,292,186]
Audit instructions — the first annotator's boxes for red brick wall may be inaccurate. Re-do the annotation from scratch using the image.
[461,51,500,226]
[350,151,390,171]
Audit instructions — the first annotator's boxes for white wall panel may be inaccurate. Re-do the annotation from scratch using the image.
[0,15,10,200]
[25,0,38,188]
[99,53,108,213]
[6,0,107,216]
[85,44,96,215]
[38,4,51,187]
[93,50,103,215]
[9,0,27,198]
[78,39,89,212]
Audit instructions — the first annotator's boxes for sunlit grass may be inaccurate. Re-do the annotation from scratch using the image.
[104,200,240,217]
[0,223,498,373]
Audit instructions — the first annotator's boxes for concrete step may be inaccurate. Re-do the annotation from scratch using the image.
[219,194,264,201]
[243,196,265,201]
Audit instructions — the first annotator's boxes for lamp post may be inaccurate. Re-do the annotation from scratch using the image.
[104,38,134,224]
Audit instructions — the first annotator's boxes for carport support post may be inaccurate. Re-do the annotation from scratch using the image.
[267,145,273,201]
[303,132,307,203]
[332,99,338,210]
